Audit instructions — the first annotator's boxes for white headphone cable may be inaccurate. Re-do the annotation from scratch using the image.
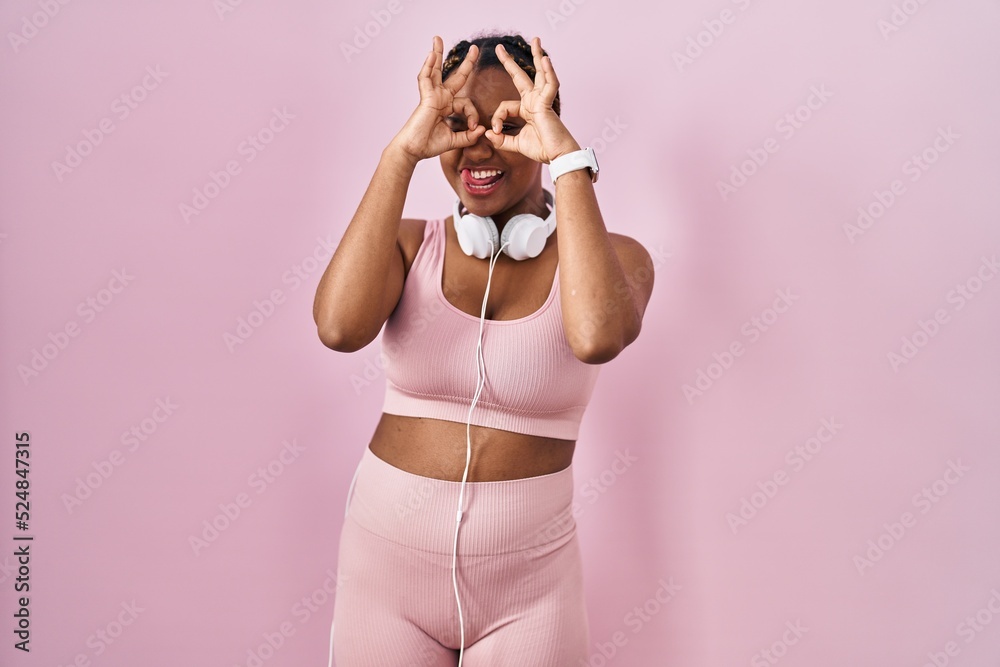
[454,236,508,666]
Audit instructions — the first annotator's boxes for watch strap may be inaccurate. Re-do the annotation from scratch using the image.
[548,147,599,183]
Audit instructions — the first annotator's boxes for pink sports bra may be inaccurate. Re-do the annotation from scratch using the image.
[379,217,602,440]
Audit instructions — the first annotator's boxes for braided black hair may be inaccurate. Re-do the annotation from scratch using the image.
[441,31,561,117]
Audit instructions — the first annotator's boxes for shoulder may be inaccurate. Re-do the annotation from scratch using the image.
[397,218,429,276]
[607,233,655,304]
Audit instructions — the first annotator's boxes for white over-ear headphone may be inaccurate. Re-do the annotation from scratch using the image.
[453,187,556,261]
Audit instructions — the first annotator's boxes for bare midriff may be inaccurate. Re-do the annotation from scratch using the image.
[367,412,576,482]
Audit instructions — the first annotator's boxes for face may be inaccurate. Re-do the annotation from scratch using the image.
[439,66,545,226]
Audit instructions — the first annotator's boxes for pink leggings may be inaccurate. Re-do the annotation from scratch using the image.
[330,445,590,666]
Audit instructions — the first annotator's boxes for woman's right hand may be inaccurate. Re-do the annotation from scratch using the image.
[389,36,485,162]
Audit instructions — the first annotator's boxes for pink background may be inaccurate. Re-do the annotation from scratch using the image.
[2,1,999,665]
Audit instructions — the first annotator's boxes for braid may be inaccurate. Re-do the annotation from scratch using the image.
[441,31,561,117]
[441,40,471,81]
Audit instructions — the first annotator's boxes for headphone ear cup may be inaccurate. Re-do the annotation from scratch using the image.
[456,212,499,259]
[501,213,549,261]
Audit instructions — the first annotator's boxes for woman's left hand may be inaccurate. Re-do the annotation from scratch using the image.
[485,36,581,164]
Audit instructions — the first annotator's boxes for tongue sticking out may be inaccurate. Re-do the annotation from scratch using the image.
[462,169,503,186]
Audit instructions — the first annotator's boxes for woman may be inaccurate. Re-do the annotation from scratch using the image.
[314,31,654,666]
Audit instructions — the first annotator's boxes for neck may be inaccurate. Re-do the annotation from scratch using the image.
[492,187,548,232]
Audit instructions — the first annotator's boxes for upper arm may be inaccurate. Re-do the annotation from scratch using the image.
[376,218,426,329]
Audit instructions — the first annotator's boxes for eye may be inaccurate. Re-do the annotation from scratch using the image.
[445,117,467,132]
[502,124,520,135]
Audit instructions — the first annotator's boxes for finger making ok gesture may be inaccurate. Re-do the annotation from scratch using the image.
[391,35,486,162]
[483,36,580,164]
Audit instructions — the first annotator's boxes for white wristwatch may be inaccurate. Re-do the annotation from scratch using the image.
[548,147,599,184]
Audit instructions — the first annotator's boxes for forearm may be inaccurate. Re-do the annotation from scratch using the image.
[553,168,640,362]
[313,141,418,344]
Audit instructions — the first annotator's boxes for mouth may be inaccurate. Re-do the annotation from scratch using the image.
[460,168,505,196]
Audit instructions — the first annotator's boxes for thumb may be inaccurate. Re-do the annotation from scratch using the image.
[451,124,486,150]
[484,128,512,151]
